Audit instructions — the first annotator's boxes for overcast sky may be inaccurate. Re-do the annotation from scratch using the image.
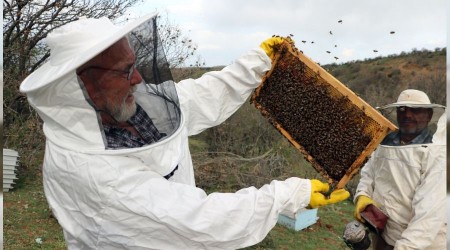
[127,0,447,67]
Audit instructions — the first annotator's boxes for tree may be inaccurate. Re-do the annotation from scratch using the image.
[156,10,201,69]
[3,0,143,78]
[3,1,200,148]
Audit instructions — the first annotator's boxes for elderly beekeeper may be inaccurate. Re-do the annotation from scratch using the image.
[353,89,446,250]
[20,13,349,249]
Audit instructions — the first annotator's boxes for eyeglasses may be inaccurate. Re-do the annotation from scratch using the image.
[77,63,136,81]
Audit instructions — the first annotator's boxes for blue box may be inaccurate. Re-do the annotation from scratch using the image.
[277,208,319,231]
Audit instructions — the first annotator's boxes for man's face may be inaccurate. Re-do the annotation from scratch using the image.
[78,38,143,123]
[396,106,432,137]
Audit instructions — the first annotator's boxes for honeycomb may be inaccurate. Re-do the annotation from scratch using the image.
[251,39,397,188]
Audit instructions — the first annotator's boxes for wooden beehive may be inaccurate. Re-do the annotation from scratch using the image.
[3,148,19,192]
[251,40,397,189]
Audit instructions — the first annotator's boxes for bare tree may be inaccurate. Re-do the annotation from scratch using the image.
[3,0,144,77]
[2,0,137,137]
[3,1,200,148]
[156,11,202,68]
[3,1,201,80]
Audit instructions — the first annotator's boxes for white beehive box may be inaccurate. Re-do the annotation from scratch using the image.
[3,148,20,192]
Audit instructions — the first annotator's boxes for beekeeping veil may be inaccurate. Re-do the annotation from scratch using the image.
[20,13,181,151]
[378,89,445,138]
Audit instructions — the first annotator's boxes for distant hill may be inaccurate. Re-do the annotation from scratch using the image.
[173,47,446,108]
[322,48,446,107]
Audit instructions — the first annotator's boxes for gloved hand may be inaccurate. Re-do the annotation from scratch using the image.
[259,36,285,59]
[308,179,350,208]
[354,195,376,222]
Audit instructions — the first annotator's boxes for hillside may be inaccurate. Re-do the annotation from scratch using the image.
[323,48,446,107]
[173,48,446,108]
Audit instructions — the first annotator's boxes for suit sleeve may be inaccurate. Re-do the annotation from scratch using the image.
[105,160,312,249]
[176,48,271,136]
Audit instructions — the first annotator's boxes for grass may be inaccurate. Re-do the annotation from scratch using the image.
[4,172,67,249]
[4,180,356,250]
[245,201,355,250]
[4,148,357,250]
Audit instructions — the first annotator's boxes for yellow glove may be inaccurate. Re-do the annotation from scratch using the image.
[354,195,376,222]
[308,179,350,208]
[259,37,285,59]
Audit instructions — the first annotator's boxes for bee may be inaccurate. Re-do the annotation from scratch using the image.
[338,20,343,24]
[373,50,378,53]
[326,51,331,54]
[390,31,395,34]
[329,31,333,35]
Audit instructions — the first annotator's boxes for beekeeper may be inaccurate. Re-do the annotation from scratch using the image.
[20,13,350,249]
[353,89,446,250]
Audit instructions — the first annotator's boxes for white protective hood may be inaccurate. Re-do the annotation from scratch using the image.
[21,14,183,177]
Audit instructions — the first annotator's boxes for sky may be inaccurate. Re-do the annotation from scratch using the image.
[126,0,447,67]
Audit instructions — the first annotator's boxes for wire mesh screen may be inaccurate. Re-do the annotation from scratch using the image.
[251,40,397,188]
[126,16,181,141]
[129,17,173,85]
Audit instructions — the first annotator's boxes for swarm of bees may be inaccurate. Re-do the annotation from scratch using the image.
[251,38,397,186]
[297,19,396,60]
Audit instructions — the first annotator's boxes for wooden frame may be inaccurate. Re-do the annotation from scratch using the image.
[251,41,397,189]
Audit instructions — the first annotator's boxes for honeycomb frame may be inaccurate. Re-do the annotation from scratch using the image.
[251,40,397,189]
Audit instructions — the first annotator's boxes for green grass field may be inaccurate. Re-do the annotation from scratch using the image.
[4,160,356,250]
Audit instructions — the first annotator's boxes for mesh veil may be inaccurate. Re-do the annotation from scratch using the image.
[127,16,181,142]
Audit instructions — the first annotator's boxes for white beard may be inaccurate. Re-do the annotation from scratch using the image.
[113,99,137,122]
[108,86,137,122]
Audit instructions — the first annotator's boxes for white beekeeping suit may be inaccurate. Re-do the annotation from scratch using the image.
[19,13,322,249]
[355,89,446,250]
